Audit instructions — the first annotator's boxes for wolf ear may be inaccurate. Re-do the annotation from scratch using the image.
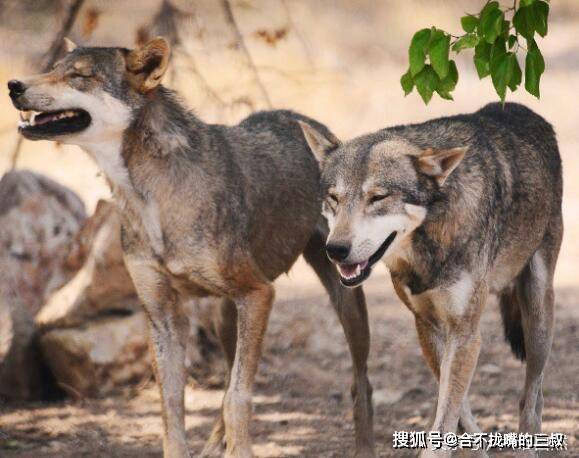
[298,121,340,164]
[418,147,467,186]
[63,37,77,53]
[126,37,170,93]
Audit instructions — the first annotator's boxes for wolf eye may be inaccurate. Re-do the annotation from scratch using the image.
[71,72,90,79]
[326,193,338,211]
[369,193,389,204]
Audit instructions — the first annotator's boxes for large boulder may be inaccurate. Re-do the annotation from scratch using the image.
[37,200,223,397]
[0,170,86,400]
[39,313,151,398]
[36,200,139,330]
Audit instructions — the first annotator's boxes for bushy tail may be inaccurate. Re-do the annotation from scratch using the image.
[499,288,526,361]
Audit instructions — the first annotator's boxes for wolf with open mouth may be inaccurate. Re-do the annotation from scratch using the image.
[8,37,377,458]
[299,103,563,457]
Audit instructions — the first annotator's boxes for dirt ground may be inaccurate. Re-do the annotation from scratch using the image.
[0,0,578,457]
[1,261,578,457]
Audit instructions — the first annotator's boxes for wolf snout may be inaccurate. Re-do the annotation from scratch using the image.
[326,242,351,262]
[8,79,26,99]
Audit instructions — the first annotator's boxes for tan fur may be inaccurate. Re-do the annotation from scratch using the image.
[126,37,171,93]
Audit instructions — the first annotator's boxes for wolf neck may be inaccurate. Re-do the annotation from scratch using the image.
[82,138,131,190]
[125,86,201,161]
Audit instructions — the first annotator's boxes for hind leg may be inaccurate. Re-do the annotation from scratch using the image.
[303,230,375,457]
[516,247,557,435]
[202,298,237,456]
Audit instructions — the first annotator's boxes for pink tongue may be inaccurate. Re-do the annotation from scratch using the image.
[36,113,58,125]
[340,264,357,276]
[339,260,369,276]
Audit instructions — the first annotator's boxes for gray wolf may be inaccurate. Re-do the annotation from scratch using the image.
[8,37,375,457]
[299,102,563,456]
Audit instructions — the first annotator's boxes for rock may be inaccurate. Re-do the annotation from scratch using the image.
[36,200,139,330]
[40,313,151,398]
[373,388,405,406]
[479,363,502,375]
[0,170,86,400]
[37,199,223,394]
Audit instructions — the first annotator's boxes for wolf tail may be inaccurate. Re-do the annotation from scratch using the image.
[499,288,526,361]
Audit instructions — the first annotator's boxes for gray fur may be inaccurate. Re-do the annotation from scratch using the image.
[307,102,563,454]
[8,41,375,457]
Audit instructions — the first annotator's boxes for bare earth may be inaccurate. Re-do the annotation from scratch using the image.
[1,261,578,457]
[0,1,578,457]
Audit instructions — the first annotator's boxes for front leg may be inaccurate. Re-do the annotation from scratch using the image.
[223,282,274,458]
[422,281,488,458]
[126,257,190,458]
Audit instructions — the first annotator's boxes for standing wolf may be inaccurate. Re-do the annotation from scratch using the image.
[300,103,563,456]
[8,37,375,457]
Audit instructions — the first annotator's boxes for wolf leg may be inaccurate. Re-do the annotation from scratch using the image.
[126,259,190,458]
[415,318,488,457]
[516,248,557,436]
[202,298,238,456]
[417,282,487,457]
[222,282,274,458]
[303,231,375,457]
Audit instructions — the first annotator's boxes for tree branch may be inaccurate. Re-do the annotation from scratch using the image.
[219,0,273,109]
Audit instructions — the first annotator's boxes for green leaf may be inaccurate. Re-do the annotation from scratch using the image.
[474,41,491,78]
[501,19,510,39]
[452,33,479,52]
[490,36,507,62]
[414,65,440,104]
[481,8,504,44]
[508,34,518,49]
[513,5,536,40]
[508,54,522,91]
[409,28,431,76]
[461,15,478,33]
[400,68,414,95]
[437,59,459,98]
[520,0,536,6]
[525,40,545,98]
[534,1,549,37]
[490,44,513,102]
[429,29,451,79]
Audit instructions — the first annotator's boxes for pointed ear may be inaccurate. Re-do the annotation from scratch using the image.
[298,121,340,164]
[418,147,467,186]
[63,37,77,53]
[126,37,170,93]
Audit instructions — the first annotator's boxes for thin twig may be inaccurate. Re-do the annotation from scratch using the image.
[280,0,315,69]
[219,0,273,109]
[41,0,85,72]
[10,0,85,170]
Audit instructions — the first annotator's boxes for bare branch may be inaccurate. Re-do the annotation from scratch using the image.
[280,0,315,69]
[219,0,273,109]
[40,0,85,72]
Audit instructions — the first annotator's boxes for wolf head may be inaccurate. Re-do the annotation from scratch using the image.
[299,121,466,287]
[8,37,170,146]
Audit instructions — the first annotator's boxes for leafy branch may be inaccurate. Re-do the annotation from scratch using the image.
[401,0,549,104]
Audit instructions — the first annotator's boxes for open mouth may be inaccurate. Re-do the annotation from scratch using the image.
[18,109,91,139]
[336,231,397,287]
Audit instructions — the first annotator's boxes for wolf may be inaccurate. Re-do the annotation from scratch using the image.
[8,37,376,457]
[299,102,563,456]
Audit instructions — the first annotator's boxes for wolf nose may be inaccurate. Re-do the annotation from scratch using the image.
[326,243,351,262]
[8,80,26,98]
